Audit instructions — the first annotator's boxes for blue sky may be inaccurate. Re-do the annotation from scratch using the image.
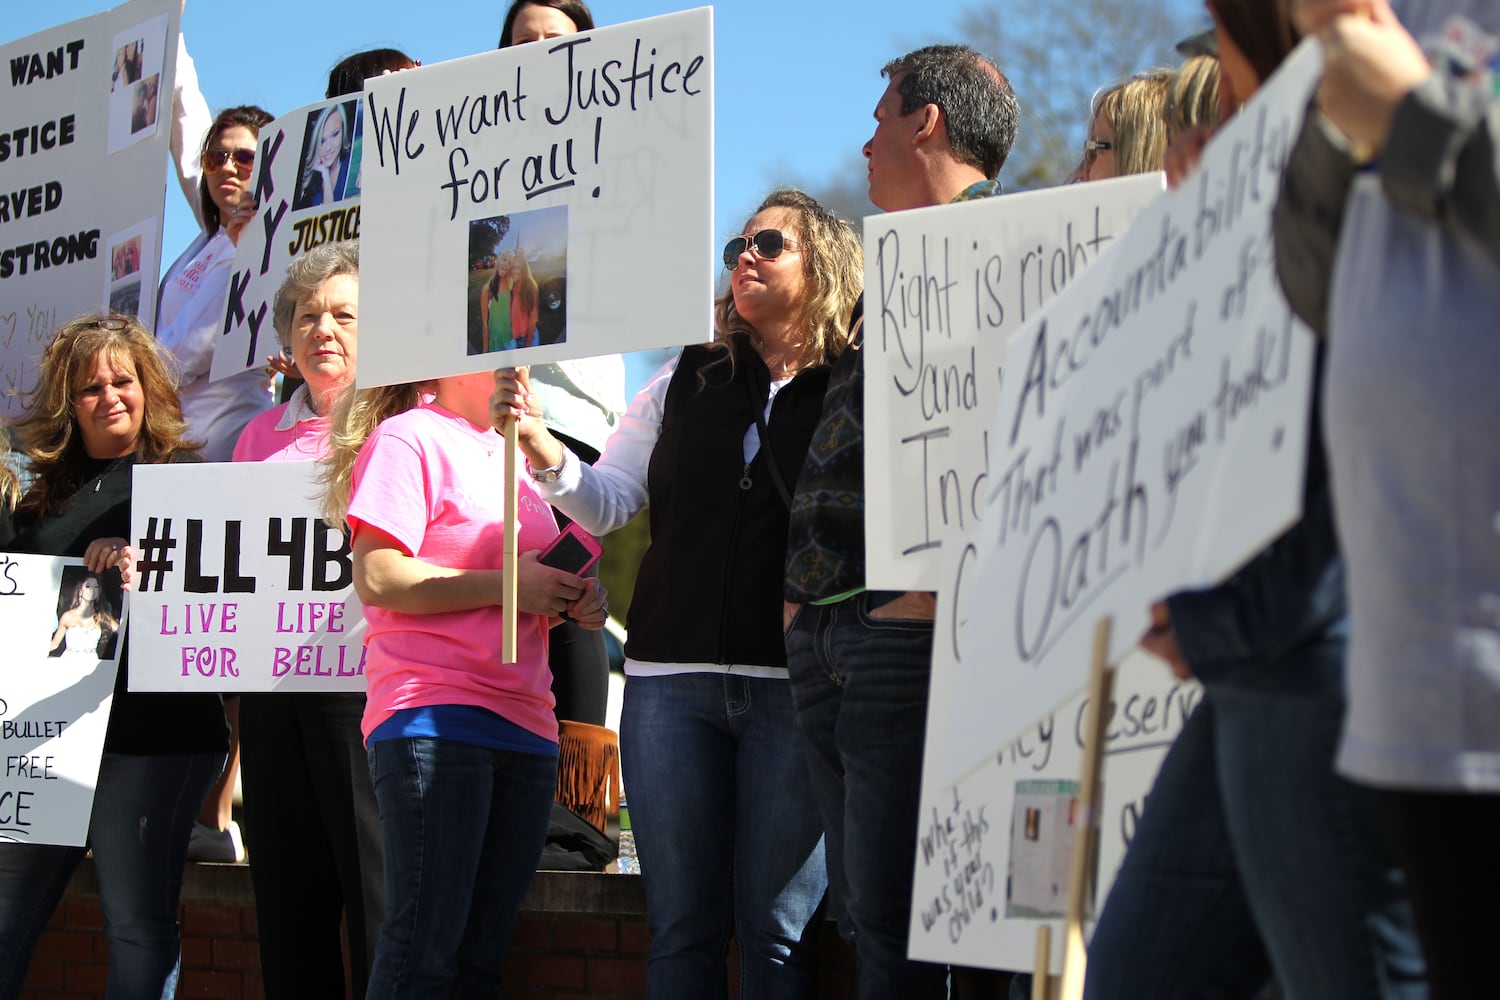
[8,0,1198,388]
[9,1,988,271]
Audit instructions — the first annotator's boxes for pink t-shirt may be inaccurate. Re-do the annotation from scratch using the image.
[347,403,560,743]
[231,386,331,462]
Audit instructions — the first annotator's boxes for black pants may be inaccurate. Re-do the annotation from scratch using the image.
[1376,787,1500,1000]
[240,693,384,999]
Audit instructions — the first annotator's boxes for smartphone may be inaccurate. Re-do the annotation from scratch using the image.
[538,522,602,575]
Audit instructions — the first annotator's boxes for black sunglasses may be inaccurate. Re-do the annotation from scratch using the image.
[202,148,256,173]
[722,229,797,271]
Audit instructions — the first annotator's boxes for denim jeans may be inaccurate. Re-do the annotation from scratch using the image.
[620,672,827,1000]
[1084,682,1427,1000]
[240,692,383,1000]
[365,737,556,1000]
[784,593,949,1000]
[0,751,225,1000]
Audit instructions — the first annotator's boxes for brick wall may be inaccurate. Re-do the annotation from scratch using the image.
[17,863,864,1000]
[20,862,1009,999]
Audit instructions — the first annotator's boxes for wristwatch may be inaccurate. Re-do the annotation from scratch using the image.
[529,455,566,483]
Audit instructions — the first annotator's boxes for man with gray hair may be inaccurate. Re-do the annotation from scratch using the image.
[783,44,1019,999]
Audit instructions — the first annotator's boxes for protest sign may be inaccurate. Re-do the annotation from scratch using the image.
[0,0,179,418]
[0,553,124,846]
[354,8,713,387]
[864,176,1164,590]
[210,95,365,381]
[128,462,366,693]
[909,43,1325,969]
[908,655,1196,969]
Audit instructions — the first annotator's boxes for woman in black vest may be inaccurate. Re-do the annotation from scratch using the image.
[494,189,862,999]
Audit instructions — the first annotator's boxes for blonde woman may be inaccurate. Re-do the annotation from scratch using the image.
[1078,69,1176,181]
[323,370,605,997]
[493,188,862,998]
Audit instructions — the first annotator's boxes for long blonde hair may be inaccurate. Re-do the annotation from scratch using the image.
[714,188,863,373]
[319,381,426,527]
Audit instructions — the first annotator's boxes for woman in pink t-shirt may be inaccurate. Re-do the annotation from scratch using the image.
[321,372,607,998]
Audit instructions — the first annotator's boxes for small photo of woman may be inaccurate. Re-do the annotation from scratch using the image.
[466,205,568,355]
[50,567,122,661]
[111,39,143,93]
[292,101,358,211]
[129,74,159,136]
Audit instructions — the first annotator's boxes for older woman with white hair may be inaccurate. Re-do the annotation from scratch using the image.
[232,241,383,999]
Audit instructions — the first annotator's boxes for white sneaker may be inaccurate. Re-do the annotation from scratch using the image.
[187,820,245,863]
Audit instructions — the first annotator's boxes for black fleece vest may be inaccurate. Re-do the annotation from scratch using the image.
[624,337,831,667]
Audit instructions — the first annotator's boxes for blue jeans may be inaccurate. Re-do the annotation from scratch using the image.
[784,594,948,1000]
[1084,683,1427,1000]
[365,737,556,1000]
[0,751,224,1000]
[620,672,827,1000]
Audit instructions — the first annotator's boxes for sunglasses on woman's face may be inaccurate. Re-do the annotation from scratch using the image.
[202,148,256,173]
[722,229,798,271]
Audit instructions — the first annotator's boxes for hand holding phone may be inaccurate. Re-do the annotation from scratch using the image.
[537,522,602,576]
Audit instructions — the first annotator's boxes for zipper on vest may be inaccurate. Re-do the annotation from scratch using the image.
[738,462,752,491]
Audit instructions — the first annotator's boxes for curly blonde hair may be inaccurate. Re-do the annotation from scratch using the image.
[714,188,863,372]
[319,381,427,527]
[16,314,199,516]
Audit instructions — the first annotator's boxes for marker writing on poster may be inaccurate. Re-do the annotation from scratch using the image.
[0,555,22,596]
[367,32,706,218]
[0,115,78,161]
[0,182,64,227]
[0,229,99,280]
[8,40,86,86]
[221,130,287,365]
[286,205,360,255]
[136,516,352,594]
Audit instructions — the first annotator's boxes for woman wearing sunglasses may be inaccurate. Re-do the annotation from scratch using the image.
[154,104,275,866]
[494,188,862,999]
[157,105,275,465]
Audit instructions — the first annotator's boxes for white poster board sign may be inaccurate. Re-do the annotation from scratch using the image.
[0,553,124,847]
[864,176,1164,590]
[210,95,366,381]
[128,463,366,692]
[0,0,179,418]
[911,655,1197,967]
[355,8,714,387]
[911,43,1325,970]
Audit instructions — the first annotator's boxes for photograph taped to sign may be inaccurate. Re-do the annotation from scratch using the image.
[0,552,123,847]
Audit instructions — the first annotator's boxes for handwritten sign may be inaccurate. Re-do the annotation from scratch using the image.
[0,553,123,846]
[355,8,714,387]
[210,95,365,381]
[0,0,178,417]
[906,43,1325,971]
[910,655,1197,969]
[128,462,366,692]
[864,176,1164,589]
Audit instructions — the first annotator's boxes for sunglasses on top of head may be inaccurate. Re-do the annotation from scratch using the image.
[201,148,256,173]
[722,229,799,271]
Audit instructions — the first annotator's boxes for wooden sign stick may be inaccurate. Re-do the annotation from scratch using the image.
[501,416,519,663]
[1058,617,1115,1000]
